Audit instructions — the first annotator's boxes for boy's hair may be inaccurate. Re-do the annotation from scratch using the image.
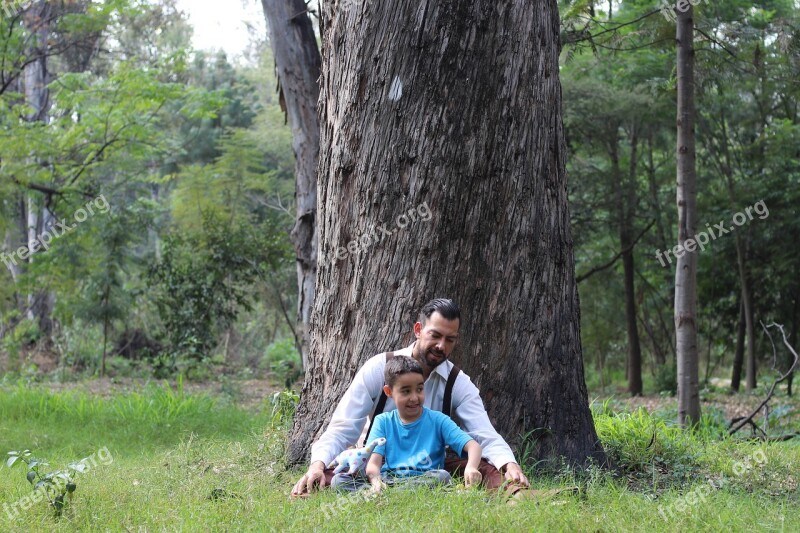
[385,356,424,387]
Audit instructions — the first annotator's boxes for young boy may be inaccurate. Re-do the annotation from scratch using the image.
[331,357,482,493]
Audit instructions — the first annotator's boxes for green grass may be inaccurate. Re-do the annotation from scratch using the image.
[1,383,798,532]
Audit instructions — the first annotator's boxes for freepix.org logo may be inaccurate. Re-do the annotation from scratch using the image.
[1,1,27,18]
[654,200,768,267]
[1,195,110,270]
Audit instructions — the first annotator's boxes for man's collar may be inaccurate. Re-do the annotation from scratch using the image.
[403,341,453,380]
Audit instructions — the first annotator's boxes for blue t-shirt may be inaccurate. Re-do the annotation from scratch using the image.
[366,407,473,477]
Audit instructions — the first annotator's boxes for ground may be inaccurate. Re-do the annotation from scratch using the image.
[0,378,797,532]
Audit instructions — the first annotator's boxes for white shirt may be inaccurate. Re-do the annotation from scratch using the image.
[309,342,518,469]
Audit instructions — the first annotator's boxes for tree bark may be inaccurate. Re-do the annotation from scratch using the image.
[675,5,701,426]
[261,0,322,370]
[288,0,606,467]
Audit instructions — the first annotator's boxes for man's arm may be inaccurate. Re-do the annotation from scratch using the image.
[290,353,386,496]
[451,372,530,487]
[308,352,386,466]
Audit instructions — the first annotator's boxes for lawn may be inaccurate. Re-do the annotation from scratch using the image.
[0,380,797,532]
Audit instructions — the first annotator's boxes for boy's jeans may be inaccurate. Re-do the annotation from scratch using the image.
[331,469,452,492]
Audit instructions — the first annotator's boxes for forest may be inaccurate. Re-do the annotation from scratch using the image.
[1,0,798,531]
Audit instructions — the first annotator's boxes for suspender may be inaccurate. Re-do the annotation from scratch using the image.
[442,366,461,418]
[362,352,394,446]
[362,352,461,445]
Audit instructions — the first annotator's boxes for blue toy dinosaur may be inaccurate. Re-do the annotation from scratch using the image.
[327,438,387,475]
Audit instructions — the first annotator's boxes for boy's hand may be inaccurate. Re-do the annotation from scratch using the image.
[369,477,385,494]
[463,466,482,488]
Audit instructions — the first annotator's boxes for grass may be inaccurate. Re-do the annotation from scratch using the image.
[1,382,798,532]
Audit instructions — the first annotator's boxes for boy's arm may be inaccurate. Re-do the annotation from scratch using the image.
[462,439,483,487]
[365,452,384,492]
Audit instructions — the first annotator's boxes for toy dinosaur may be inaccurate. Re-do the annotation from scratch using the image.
[327,438,387,475]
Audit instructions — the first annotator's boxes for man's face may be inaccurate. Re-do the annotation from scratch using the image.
[413,311,460,370]
[385,372,425,422]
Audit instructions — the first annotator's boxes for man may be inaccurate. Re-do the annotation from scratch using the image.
[290,298,530,496]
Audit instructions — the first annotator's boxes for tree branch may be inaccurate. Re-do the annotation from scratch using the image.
[576,219,655,284]
[729,322,799,436]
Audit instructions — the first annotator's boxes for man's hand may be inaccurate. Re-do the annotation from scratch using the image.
[501,462,529,487]
[463,465,483,488]
[290,461,328,497]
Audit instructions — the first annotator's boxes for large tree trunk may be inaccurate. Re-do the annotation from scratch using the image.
[261,0,322,370]
[288,0,606,467]
[674,5,701,426]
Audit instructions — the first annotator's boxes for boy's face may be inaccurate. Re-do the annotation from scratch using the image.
[384,372,425,422]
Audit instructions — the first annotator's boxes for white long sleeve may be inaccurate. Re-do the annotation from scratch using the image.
[308,345,518,469]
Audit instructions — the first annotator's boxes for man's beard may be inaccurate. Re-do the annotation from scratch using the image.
[422,347,447,368]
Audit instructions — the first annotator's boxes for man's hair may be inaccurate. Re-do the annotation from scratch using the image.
[385,356,424,388]
[418,298,460,325]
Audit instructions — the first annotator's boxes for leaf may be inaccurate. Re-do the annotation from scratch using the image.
[7,455,19,468]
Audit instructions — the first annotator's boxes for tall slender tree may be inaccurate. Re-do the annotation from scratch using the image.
[674,4,700,426]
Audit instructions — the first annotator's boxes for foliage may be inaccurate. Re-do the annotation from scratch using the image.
[592,403,699,483]
[264,337,302,387]
[268,389,300,428]
[147,212,291,373]
[1,319,41,371]
[6,449,78,516]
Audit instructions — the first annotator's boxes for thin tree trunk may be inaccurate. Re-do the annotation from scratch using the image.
[101,284,110,377]
[261,0,322,371]
[288,0,606,467]
[611,131,643,396]
[623,128,642,396]
[716,107,756,392]
[731,298,745,392]
[22,0,55,335]
[789,285,798,396]
[738,237,757,391]
[675,5,700,427]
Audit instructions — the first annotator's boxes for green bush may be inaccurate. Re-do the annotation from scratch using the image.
[654,360,677,395]
[51,321,104,375]
[263,338,302,388]
[593,406,699,485]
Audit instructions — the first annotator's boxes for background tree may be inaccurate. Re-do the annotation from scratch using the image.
[260,0,322,368]
[674,3,700,426]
